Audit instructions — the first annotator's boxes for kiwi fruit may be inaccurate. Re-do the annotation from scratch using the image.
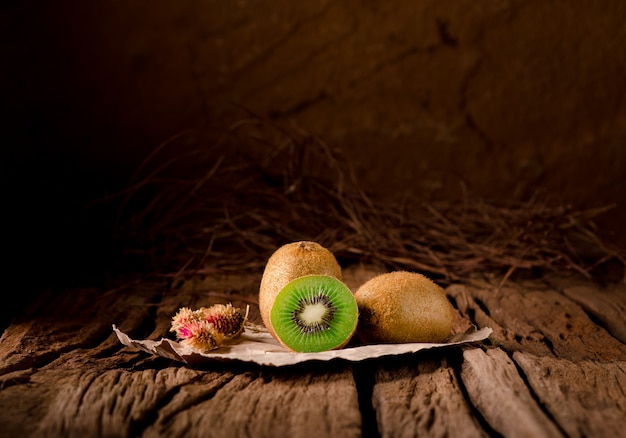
[259,241,358,352]
[354,271,455,344]
[259,241,343,336]
[269,274,358,352]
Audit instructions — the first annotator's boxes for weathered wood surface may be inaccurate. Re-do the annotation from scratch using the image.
[1,266,625,438]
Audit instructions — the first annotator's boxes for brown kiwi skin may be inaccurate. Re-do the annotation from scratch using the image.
[354,271,455,344]
[259,241,343,339]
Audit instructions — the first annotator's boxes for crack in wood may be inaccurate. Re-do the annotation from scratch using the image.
[473,296,491,317]
[509,351,570,437]
[513,352,626,437]
[544,275,626,345]
[364,350,491,437]
[448,276,626,362]
[461,347,564,437]
[450,349,501,438]
[352,361,381,438]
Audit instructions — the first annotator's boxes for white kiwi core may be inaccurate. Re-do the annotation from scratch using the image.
[299,302,329,325]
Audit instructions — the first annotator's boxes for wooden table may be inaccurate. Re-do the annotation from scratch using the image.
[1,265,625,437]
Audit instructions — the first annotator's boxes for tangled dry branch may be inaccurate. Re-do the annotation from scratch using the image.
[112,118,625,285]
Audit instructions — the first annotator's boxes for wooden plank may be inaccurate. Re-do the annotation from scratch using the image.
[0,362,213,438]
[368,352,489,438]
[514,352,626,438]
[461,347,563,437]
[143,364,362,438]
[2,268,625,438]
[0,282,160,375]
[543,275,626,345]
[447,277,626,362]
[0,272,363,438]
[0,350,362,438]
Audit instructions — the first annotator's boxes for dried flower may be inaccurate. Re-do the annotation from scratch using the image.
[201,303,246,337]
[179,319,225,352]
[170,307,197,336]
[170,303,247,352]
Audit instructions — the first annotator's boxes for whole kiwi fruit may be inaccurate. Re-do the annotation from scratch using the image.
[259,241,358,352]
[354,271,454,344]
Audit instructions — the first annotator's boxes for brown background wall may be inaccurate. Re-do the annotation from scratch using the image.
[3,1,626,287]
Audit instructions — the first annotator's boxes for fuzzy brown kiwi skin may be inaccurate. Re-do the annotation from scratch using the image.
[259,241,343,339]
[354,271,455,344]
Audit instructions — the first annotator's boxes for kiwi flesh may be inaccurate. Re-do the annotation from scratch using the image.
[354,271,455,344]
[259,241,343,340]
[269,274,358,352]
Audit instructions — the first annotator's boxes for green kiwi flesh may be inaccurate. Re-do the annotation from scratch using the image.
[270,275,358,352]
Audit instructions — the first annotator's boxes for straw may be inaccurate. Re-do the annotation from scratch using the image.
[111,117,625,286]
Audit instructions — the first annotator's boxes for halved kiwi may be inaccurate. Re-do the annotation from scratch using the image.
[269,275,358,352]
[259,241,343,340]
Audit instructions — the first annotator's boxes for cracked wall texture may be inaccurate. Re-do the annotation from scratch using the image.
[4,0,626,248]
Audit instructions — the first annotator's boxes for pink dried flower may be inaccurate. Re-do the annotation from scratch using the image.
[179,320,225,352]
[170,303,247,353]
[200,303,246,337]
[170,307,196,334]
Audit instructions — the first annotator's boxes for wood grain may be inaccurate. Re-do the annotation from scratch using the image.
[369,353,488,438]
[514,352,626,438]
[544,275,626,345]
[461,347,563,438]
[1,270,625,437]
[447,277,626,362]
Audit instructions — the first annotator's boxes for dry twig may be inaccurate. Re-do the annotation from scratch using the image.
[111,118,625,286]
